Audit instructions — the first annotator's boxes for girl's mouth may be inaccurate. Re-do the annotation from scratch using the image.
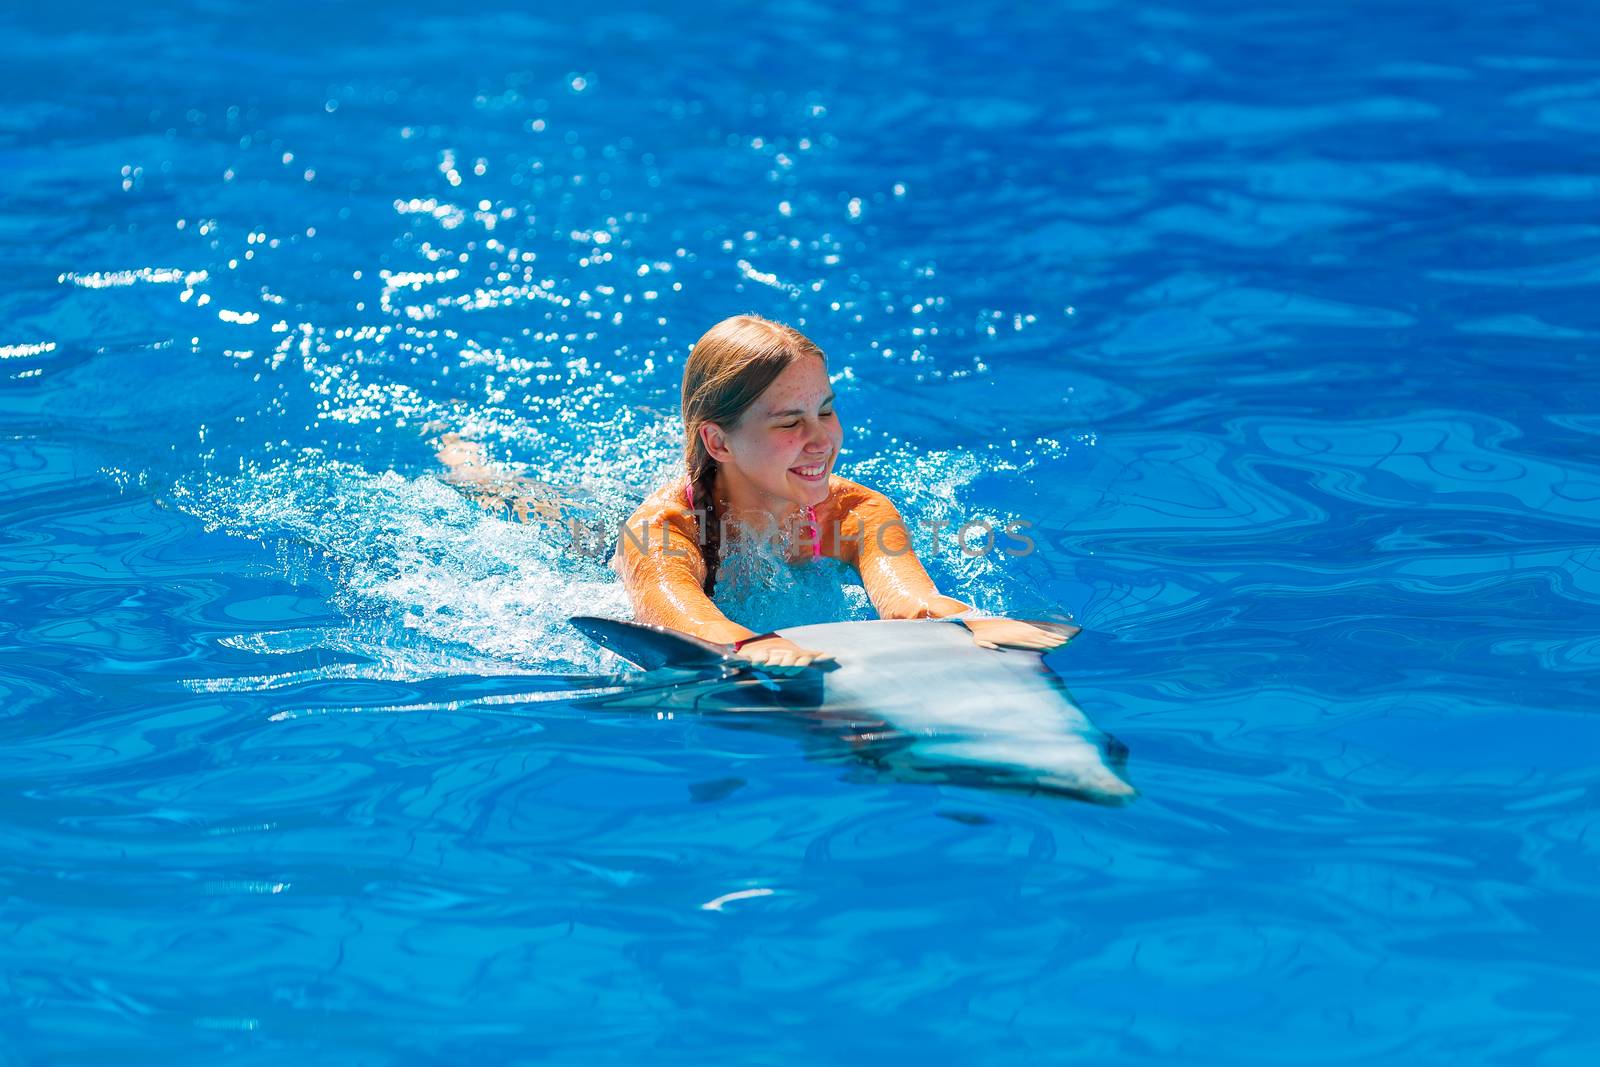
[789,458,828,482]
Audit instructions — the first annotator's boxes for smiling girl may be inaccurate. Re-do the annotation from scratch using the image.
[438,314,1066,673]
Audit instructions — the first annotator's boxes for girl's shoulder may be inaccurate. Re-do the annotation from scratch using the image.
[621,474,897,537]
[814,476,909,565]
[624,477,695,522]
[824,474,898,516]
[616,478,703,557]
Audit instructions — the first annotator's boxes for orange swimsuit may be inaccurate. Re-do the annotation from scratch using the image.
[610,474,975,646]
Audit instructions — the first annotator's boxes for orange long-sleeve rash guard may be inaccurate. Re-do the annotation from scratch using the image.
[610,474,974,644]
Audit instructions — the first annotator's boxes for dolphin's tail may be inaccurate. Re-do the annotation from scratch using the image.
[1037,770,1138,804]
[913,735,1137,805]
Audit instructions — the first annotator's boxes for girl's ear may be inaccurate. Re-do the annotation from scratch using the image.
[700,422,734,463]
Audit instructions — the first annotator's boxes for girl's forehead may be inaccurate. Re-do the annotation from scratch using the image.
[759,358,829,404]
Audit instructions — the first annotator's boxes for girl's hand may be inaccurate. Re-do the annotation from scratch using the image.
[732,636,835,675]
[962,617,1076,652]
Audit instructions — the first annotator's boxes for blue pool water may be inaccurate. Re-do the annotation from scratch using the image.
[4,0,1599,1060]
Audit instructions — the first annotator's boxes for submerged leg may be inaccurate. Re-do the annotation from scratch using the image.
[431,431,565,523]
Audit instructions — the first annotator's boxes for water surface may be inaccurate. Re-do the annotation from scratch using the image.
[3,0,1599,1062]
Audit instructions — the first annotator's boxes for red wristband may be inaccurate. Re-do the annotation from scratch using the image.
[732,631,780,651]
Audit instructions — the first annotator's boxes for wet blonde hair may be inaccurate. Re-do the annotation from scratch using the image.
[682,313,827,596]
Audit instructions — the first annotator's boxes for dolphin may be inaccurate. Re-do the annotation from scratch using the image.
[566,615,1136,805]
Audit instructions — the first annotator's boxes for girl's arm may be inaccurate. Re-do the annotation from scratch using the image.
[848,488,977,620]
[610,499,753,645]
[611,496,835,672]
[849,485,1070,653]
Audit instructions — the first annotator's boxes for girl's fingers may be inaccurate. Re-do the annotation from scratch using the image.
[737,646,832,672]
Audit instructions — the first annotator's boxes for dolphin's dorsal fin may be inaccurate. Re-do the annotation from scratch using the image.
[568,615,733,671]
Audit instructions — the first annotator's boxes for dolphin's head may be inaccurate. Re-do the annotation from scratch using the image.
[905,730,1137,806]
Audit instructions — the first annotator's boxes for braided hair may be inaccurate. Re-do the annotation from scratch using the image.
[681,314,827,597]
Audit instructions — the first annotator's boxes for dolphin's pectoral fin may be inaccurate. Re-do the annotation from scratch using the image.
[570,616,841,675]
[943,617,1083,654]
[1015,619,1084,643]
[568,615,733,671]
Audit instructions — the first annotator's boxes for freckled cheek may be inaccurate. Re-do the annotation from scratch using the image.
[764,432,802,466]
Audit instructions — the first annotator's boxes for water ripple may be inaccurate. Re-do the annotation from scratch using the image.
[5,0,1600,1060]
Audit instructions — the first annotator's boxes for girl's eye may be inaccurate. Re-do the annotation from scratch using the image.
[776,410,834,429]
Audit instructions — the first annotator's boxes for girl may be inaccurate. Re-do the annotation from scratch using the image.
[440,314,1068,674]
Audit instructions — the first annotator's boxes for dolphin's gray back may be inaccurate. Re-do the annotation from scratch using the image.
[567,614,1135,803]
[774,618,1092,732]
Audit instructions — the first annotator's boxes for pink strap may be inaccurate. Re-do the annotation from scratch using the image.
[684,480,820,559]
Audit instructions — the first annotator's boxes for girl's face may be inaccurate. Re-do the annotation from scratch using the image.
[704,355,842,511]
